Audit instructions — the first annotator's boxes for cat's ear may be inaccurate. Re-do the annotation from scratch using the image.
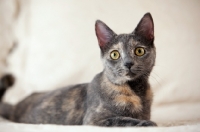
[95,20,116,48]
[134,13,154,40]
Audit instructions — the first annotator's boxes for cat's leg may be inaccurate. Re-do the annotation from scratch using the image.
[96,116,157,127]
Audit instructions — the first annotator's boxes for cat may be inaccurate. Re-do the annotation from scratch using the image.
[0,13,157,127]
[0,74,15,101]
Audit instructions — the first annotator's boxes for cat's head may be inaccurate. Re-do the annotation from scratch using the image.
[95,13,156,85]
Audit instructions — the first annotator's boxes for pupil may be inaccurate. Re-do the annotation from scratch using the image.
[138,49,141,53]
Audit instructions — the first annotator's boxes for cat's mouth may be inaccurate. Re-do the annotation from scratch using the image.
[126,71,136,78]
[117,69,140,80]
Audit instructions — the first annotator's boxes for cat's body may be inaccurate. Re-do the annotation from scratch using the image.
[4,72,153,126]
[0,13,157,126]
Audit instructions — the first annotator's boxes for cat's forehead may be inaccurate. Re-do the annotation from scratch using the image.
[111,34,140,49]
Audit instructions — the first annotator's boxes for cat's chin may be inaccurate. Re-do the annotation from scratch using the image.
[124,71,143,82]
[104,70,140,85]
[126,71,136,77]
[125,70,140,78]
[124,75,136,81]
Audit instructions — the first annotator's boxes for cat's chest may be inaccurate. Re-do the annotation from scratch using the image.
[102,81,141,111]
[101,77,152,118]
[111,85,143,114]
[112,85,152,120]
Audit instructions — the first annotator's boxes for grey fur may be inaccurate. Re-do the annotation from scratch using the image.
[0,13,157,127]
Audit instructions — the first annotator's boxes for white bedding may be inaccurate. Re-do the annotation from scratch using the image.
[0,123,200,132]
[0,0,200,131]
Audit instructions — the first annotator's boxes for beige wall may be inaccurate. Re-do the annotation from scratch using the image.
[1,0,200,124]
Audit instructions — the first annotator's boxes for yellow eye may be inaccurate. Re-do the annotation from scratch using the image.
[110,50,120,60]
[135,47,145,56]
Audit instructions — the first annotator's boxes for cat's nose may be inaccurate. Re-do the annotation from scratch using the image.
[124,62,134,69]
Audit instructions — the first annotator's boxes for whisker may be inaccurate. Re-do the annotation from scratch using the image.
[140,71,161,87]
[151,72,163,82]
[149,74,162,87]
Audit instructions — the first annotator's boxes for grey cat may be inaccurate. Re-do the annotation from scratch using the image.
[0,13,157,126]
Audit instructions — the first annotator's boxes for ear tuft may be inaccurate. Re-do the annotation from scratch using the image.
[95,20,115,48]
[134,13,154,40]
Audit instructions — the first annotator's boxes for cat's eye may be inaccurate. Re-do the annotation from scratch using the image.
[110,50,120,60]
[135,47,145,56]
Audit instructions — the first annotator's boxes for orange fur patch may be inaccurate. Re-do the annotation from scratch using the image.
[145,87,153,102]
[115,95,142,113]
[102,74,142,113]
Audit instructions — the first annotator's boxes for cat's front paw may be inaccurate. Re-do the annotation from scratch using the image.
[136,120,157,127]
